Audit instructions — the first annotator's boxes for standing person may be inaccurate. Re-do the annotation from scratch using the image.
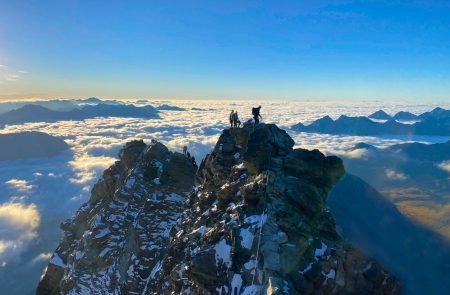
[233,111,241,128]
[183,146,187,156]
[229,110,235,128]
[252,106,262,125]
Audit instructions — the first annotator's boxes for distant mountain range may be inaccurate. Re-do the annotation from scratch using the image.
[0,103,160,126]
[352,140,450,162]
[368,107,449,121]
[0,131,69,161]
[155,104,186,111]
[0,97,123,114]
[292,107,450,136]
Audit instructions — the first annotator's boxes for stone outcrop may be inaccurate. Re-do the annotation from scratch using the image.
[37,140,196,294]
[153,124,399,294]
[38,123,400,294]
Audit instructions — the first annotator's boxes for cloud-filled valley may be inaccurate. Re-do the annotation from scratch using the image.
[0,98,450,294]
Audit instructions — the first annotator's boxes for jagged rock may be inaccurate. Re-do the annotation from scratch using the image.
[118,139,146,168]
[151,123,399,294]
[243,124,294,174]
[38,123,400,295]
[36,264,64,295]
[37,140,197,294]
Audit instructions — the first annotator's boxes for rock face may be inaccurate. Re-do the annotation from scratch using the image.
[38,124,400,294]
[37,140,196,294]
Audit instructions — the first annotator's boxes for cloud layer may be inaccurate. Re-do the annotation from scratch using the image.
[0,99,449,293]
[0,202,40,265]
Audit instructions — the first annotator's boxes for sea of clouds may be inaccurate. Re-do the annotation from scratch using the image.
[0,99,449,293]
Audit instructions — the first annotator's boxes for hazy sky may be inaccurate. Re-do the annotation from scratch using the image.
[0,0,449,101]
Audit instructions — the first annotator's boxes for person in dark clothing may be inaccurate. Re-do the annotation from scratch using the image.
[229,110,235,128]
[187,151,191,159]
[182,146,187,156]
[191,156,197,167]
[252,106,262,125]
[233,111,241,128]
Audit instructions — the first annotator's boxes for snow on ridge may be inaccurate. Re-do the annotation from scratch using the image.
[49,253,66,268]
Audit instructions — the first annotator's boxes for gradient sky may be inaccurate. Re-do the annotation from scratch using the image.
[0,0,449,101]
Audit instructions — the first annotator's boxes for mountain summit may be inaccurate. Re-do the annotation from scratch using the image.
[38,123,399,294]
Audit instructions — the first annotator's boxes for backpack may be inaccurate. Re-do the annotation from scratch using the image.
[252,107,259,116]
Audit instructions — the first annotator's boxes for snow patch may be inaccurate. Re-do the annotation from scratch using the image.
[125,177,135,188]
[235,163,245,169]
[94,228,110,239]
[244,214,267,228]
[244,258,256,271]
[240,228,254,250]
[166,192,184,203]
[150,260,162,279]
[49,253,66,268]
[231,274,243,295]
[242,285,263,295]
[322,269,336,285]
[314,242,327,258]
[192,225,206,236]
[363,262,372,272]
[214,239,232,268]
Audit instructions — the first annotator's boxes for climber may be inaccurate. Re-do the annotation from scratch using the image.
[252,105,262,125]
[187,151,191,159]
[229,110,235,128]
[191,156,197,168]
[233,111,241,128]
[183,145,187,156]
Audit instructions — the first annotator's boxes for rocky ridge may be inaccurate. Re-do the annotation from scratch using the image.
[38,123,400,294]
[37,140,196,294]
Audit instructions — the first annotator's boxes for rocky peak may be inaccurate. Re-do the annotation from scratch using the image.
[37,139,196,294]
[38,123,399,294]
[152,124,398,294]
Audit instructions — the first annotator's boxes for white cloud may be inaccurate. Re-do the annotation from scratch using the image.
[5,74,20,81]
[32,252,52,263]
[437,160,450,173]
[334,148,370,159]
[69,155,116,185]
[5,179,33,192]
[385,169,408,180]
[0,202,40,263]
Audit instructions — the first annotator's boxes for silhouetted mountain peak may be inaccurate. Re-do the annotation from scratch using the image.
[0,131,69,161]
[369,110,392,120]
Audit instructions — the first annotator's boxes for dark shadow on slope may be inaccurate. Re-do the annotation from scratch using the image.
[329,174,450,295]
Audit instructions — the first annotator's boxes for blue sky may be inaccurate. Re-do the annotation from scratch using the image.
[0,0,449,101]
